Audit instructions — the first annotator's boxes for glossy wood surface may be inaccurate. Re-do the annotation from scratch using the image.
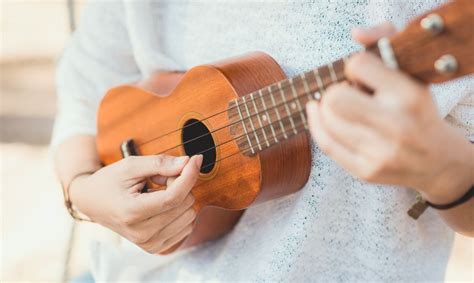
[97,52,311,253]
[390,0,473,83]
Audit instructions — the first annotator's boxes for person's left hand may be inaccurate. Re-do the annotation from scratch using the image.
[306,23,474,204]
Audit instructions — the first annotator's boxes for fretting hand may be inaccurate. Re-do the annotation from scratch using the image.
[306,23,474,204]
[69,154,203,254]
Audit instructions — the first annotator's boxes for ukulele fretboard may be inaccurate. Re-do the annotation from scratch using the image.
[228,57,348,156]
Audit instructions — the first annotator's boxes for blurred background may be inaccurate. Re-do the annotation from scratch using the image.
[0,1,472,282]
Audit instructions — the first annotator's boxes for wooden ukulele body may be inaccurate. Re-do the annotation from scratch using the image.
[97,52,311,252]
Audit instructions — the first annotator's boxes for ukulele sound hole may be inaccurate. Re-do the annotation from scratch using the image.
[182,119,216,174]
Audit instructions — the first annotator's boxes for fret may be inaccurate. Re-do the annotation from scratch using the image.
[242,96,262,151]
[278,81,298,135]
[318,64,333,86]
[259,89,278,143]
[313,68,325,92]
[250,92,270,147]
[333,58,346,81]
[268,85,288,139]
[289,78,308,129]
[328,61,338,83]
[235,98,255,154]
[300,73,313,101]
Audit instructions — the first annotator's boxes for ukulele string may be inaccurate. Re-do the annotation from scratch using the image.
[199,116,308,171]
[147,81,325,156]
[176,110,306,160]
[137,75,323,147]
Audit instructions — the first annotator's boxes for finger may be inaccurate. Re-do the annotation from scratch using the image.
[157,207,196,241]
[150,175,176,186]
[132,193,194,231]
[321,82,403,139]
[166,176,177,186]
[160,154,202,208]
[306,101,365,173]
[143,208,196,254]
[118,155,190,180]
[133,155,202,217]
[157,224,194,254]
[150,175,168,186]
[352,22,396,46]
[320,86,381,154]
[345,52,414,92]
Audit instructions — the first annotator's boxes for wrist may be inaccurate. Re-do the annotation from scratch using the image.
[63,171,95,221]
[68,173,93,207]
[421,140,474,204]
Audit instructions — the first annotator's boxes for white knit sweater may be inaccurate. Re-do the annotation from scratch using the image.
[52,1,473,282]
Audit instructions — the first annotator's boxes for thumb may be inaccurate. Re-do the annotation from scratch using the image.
[118,155,189,180]
[352,22,396,46]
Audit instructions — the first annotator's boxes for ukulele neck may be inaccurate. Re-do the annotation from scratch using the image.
[228,56,349,156]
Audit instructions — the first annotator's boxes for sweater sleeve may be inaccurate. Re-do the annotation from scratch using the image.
[51,1,141,148]
[430,75,474,140]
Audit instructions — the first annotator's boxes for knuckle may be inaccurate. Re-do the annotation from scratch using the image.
[185,208,197,221]
[321,95,336,114]
[121,207,140,225]
[401,96,422,114]
[346,53,366,74]
[184,194,195,207]
[153,155,165,168]
[399,86,427,114]
[140,241,158,254]
[393,123,414,145]
[360,166,380,182]
[121,156,137,172]
[131,232,149,245]
[317,138,332,154]
[323,86,347,113]
[163,194,181,209]
[385,145,401,164]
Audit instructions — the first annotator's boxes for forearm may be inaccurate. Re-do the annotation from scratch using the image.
[422,138,474,237]
[55,135,102,190]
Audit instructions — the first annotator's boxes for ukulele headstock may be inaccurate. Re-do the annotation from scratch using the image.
[381,0,474,84]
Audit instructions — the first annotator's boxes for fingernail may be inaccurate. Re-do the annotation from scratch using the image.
[174,155,189,165]
[195,154,203,169]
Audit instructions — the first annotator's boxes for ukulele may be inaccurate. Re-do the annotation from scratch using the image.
[97,0,473,254]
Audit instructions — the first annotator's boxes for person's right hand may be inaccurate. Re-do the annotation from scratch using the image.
[69,154,203,254]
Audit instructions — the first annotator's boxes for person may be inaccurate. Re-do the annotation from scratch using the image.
[53,1,473,281]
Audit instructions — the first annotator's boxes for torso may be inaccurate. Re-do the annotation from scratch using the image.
[94,1,466,281]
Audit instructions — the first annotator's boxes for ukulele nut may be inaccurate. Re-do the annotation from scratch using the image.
[420,13,444,34]
[377,37,399,70]
[434,54,458,74]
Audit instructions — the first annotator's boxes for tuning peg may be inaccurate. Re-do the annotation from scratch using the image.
[434,54,458,74]
[420,13,444,34]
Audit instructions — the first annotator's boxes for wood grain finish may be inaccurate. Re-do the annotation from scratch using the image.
[389,0,474,83]
[95,0,473,254]
[96,52,311,253]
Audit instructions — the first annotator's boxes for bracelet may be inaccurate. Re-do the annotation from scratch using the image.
[426,185,474,210]
[61,171,96,222]
[408,185,474,219]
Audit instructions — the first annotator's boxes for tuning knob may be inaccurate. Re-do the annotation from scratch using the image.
[420,13,444,34]
[434,54,458,74]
